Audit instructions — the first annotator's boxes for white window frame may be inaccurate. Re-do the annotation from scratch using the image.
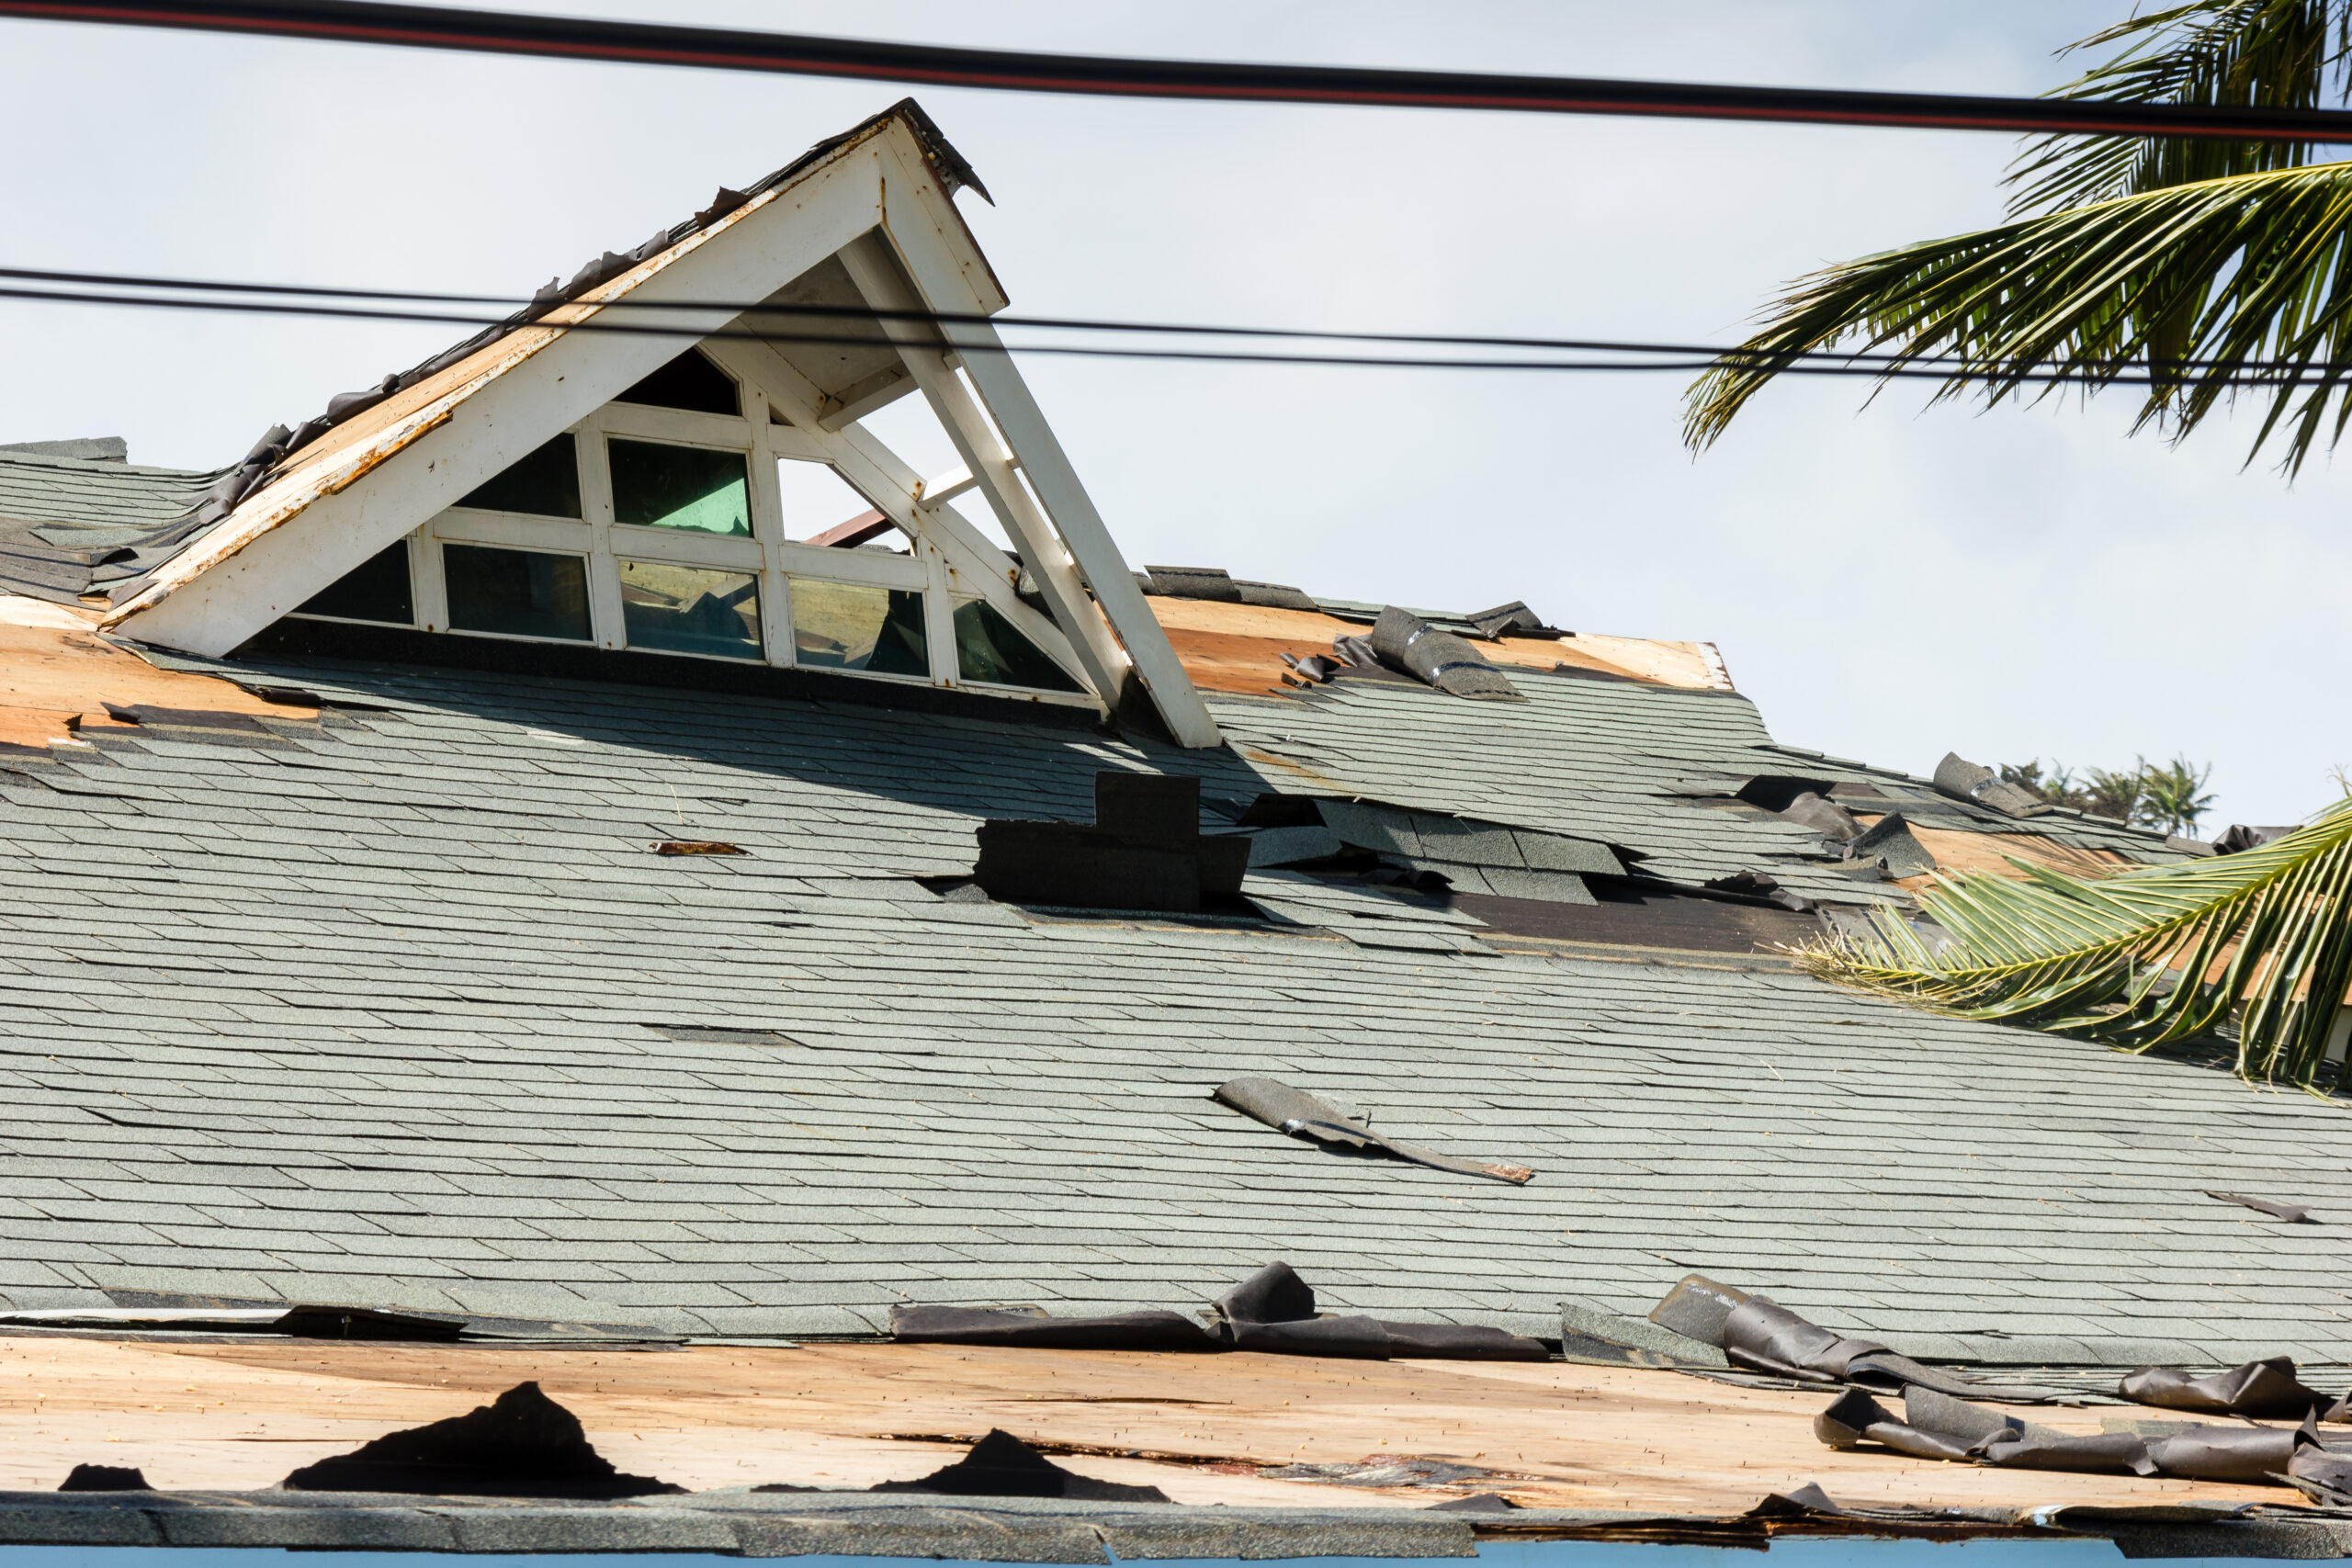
[291,348,1096,706]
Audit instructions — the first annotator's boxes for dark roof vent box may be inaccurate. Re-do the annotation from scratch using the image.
[973,771,1249,913]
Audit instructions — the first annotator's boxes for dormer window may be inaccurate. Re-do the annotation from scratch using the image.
[285,344,1080,702]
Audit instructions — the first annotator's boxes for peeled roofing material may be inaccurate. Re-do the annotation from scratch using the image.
[888,1261,1547,1359]
[1367,606,1521,700]
[2120,1358,2345,1420]
[281,1382,679,1498]
[1212,1078,1534,1184]
[1816,1384,2333,1486]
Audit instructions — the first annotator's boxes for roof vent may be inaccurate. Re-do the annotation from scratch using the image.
[972,771,1249,912]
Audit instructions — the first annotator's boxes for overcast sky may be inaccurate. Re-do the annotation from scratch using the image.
[0,1,2338,829]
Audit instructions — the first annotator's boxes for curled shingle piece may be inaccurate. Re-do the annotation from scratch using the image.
[1212,1077,1533,1185]
[2120,1356,2344,1419]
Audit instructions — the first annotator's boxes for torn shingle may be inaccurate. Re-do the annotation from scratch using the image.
[1847,813,1937,879]
[1212,1077,1533,1184]
[1933,752,2051,818]
[1369,606,1522,700]
[2206,1190,2315,1223]
[2119,1357,2342,1420]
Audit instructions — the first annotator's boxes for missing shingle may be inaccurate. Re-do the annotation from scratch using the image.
[652,840,745,856]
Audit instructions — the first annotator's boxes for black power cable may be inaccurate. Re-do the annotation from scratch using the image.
[6,276,2347,389]
[8,0,2352,141]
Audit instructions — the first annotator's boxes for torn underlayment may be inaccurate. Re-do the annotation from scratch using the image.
[1815,1384,2346,1486]
[889,1261,1548,1359]
[279,1382,678,1499]
[1211,1077,1535,1184]
[862,1431,1170,1503]
[2120,1358,2347,1420]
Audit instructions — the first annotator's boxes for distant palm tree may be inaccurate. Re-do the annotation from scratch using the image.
[1689,3,2352,1087]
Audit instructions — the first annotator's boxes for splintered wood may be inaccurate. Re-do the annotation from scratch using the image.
[0,600,315,750]
[1143,597,1728,697]
[0,1336,2275,1513]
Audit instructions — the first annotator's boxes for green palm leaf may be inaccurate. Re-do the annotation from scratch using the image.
[1800,798,2352,1089]
[1682,158,2352,473]
[1685,1,2352,473]
[2008,0,2350,217]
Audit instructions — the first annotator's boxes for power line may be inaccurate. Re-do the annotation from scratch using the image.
[0,261,2003,370]
[7,274,2348,389]
[9,0,2352,141]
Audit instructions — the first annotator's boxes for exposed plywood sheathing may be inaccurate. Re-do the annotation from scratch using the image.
[1145,597,1731,696]
[0,596,314,749]
[0,1336,2274,1514]
[1859,814,2132,890]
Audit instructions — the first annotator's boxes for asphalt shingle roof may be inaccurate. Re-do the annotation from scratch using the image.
[0,647,2335,1367]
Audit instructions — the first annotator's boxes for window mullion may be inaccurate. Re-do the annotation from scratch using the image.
[744,392,795,669]
[577,416,625,651]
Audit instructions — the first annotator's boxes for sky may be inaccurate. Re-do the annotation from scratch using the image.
[0,1,2340,829]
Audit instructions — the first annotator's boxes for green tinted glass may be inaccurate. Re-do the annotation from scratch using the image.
[608,440,751,536]
[443,544,591,641]
[455,434,582,518]
[790,580,928,677]
[952,599,1081,692]
[620,560,762,661]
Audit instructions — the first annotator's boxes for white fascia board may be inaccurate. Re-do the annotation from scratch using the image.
[871,142,1221,750]
[111,143,895,658]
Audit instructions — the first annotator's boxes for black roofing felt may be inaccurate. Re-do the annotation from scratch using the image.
[0,642,2335,1367]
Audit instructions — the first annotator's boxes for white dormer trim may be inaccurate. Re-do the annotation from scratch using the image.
[107,109,1221,748]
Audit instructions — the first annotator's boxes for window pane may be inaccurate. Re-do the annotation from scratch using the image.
[608,440,750,536]
[953,598,1082,692]
[297,541,413,625]
[615,349,740,416]
[619,560,763,661]
[455,434,581,518]
[790,580,929,676]
[443,544,591,641]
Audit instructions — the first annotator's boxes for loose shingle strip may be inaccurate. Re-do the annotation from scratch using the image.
[2119,1357,2345,1420]
[1212,1077,1532,1185]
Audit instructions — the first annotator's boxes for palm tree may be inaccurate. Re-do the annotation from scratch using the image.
[1689,3,2352,1087]
[1687,2,2352,475]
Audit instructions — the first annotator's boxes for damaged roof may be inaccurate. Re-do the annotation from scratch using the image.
[0,620,2332,1368]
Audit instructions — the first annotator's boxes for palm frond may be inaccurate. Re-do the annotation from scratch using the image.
[1683,159,2352,473]
[2008,0,2352,218]
[1798,798,2352,1089]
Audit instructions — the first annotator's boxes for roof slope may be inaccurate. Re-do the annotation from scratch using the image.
[0,452,220,606]
[0,646,2334,1365]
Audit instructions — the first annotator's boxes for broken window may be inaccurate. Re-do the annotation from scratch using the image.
[952,598,1080,692]
[453,434,582,519]
[618,560,761,660]
[775,456,880,541]
[607,440,750,536]
[295,540,413,625]
[612,348,740,417]
[443,544,591,641]
[790,579,928,675]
